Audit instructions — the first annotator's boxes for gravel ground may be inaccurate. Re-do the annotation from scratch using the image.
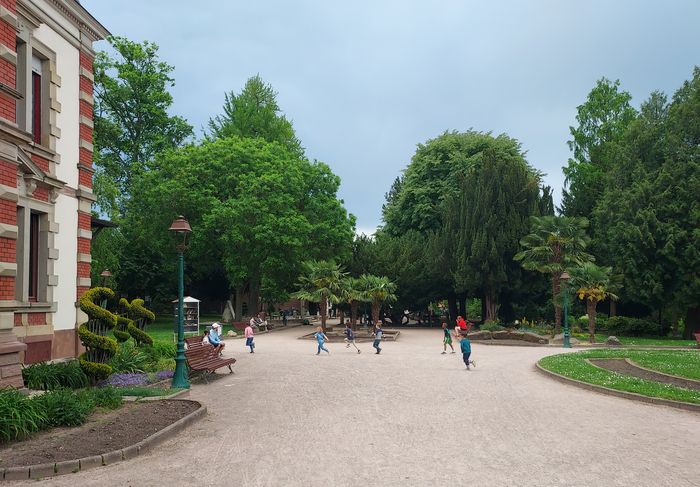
[21,328,700,487]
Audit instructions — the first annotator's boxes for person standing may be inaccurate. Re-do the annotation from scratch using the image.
[244,322,255,353]
[373,323,383,354]
[460,336,476,370]
[441,322,455,354]
[344,321,361,353]
[314,326,330,355]
[282,309,288,327]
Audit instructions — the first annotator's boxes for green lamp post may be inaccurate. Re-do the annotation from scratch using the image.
[561,271,571,348]
[169,215,192,389]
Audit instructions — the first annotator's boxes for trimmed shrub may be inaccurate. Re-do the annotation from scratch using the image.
[32,388,95,427]
[605,316,659,337]
[22,360,88,391]
[0,389,46,442]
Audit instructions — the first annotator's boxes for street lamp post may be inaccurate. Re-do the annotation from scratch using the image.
[169,216,192,389]
[99,269,112,287]
[561,271,571,348]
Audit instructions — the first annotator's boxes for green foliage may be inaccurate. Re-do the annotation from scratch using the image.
[0,389,46,442]
[113,316,132,343]
[562,77,637,217]
[480,321,504,332]
[120,136,354,307]
[88,387,123,410]
[22,361,88,391]
[605,316,659,337]
[207,75,303,157]
[93,36,193,217]
[114,387,178,398]
[110,343,149,373]
[79,287,118,327]
[356,274,397,324]
[293,260,347,327]
[78,355,112,381]
[32,389,95,427]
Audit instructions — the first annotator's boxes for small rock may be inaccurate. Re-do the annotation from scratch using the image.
[604,335,622,347]
[227,330,237,337]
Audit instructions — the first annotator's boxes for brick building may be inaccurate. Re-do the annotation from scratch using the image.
[0,0,107,387]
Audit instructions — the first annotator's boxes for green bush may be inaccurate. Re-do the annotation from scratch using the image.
[153,358,176,372]
[605,316,660,337]
[480,321,504,332]
[0,389,46,442]
[88,386,123,409]
[32,388,95,427]
[22,361,88,391]
[110,343,149,373]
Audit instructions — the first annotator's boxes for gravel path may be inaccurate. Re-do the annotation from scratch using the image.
[20,328,700,487]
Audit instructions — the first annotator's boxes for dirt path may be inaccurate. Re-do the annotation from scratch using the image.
[589,358,700,391]
[18,329,700,487]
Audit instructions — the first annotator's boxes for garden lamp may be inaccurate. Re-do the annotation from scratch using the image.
[169,215,192,389]
[560,271,571,348]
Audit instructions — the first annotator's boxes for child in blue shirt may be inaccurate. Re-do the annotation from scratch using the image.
[314,326,330,355]
[344,321,361,353]
[373,324,383,354]
[460,336,476,370]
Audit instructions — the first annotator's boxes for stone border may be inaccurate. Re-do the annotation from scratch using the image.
[624,358,700,386]
[0,399,207,481]
[535,362,700,414]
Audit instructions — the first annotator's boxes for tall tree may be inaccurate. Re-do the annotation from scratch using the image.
[514,216,593,333]
[207,75,303,157]
[568,262,618,343]
[442,140,543,321]
[121,136,354,311]
[356,274,397,325]
[562,78,637,218]
[292,260,347,329]
[93,36,193,218]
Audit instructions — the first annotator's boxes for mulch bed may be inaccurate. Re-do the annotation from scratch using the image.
[0,400,199,468]
[590,359,700,391]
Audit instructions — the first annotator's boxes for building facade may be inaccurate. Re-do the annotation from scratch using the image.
[0,0,107,387]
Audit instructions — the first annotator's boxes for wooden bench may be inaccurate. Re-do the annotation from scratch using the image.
[184,336,236,380]
[694,333,700,348]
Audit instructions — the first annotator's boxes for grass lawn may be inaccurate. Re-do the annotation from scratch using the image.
[147,313,221,345]
[571,333,695,347]
[539,349,700,404]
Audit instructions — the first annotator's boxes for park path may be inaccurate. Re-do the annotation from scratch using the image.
[20,328,700,487]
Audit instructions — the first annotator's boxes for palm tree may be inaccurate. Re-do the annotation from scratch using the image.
[339,277,367,326]
[292,260,346,329]
[568,262,619,343]
[357,274,397,325]
[514,215,593,334]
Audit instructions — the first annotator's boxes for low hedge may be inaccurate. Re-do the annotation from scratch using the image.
[22,360,88,391]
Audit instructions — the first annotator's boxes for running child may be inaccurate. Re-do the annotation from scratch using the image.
[460,335,476,370]
[373,323,383,354]
[344,321,361,353]
[314,326,330,355]
[441,322,455,354]
[244,321,255,353]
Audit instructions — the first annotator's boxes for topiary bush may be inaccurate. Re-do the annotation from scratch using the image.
[0,389,46,442]
[22,360,88,391]
[119,298,156,346]
[78,287,119,382]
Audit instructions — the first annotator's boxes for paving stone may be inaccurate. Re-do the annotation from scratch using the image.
[55,459,80,475]
[3,466,29,481]
[102,449,123,465]
[29,462,56,479]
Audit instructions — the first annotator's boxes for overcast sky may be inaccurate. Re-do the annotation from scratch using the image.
[81,0,700,235]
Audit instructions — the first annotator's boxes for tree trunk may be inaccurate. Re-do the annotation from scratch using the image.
[338,309,345,326]
[247,282,260,318]
[551,273,562,334]
[320,293,328,330]
[372,301,380,326]
[350,301,359,326]
[587,300,597,343]
[609,299,617,317]
[457,294,467,319]
[481,298,486,324]
[447,294,458,324]
[484,290,498,322]
[234,289,243,323]
[682,305,700,340]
